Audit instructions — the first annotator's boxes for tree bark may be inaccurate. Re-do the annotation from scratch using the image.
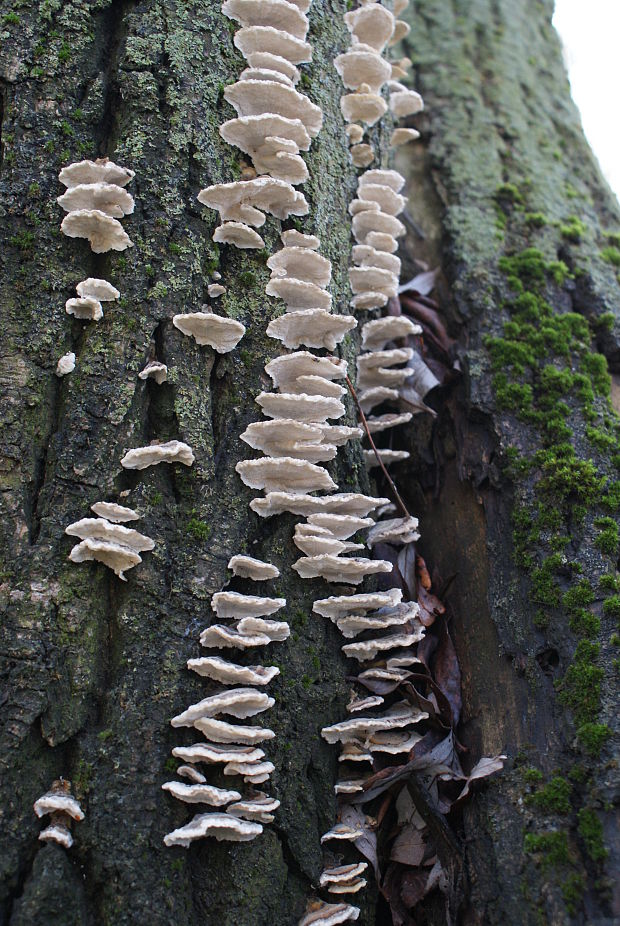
[0,1,618,925]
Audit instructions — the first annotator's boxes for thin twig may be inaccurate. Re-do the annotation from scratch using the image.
[345,374,411,520]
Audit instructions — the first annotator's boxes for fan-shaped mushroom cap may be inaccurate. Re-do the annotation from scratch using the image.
[366,412,413,434]
[390,89,424,118]
[172,743,265,765]
[65,296,103,321]
[253,139,308,185]
[139,360,168,384]
[336,779,366,795]
[224,80,323,137]
[68,539,141,580]
[327,880,367,895]
[358,386,399,413]
[313,588,402,618]
[322,702,428,744]
[120,441,195,470]
[266,278,332,311]
[347,694,384,712]
[320,863,368,887]
[359,169,406,192]
[336,603,419,638]
[366,730,422,753]
[344,2,394,50]
[299,903,360,926]
[241,418,324,454]
[391,127,420,146]
[364,231,398,253]
[223,0,308,39]
[281,229,320,249]
[65,517,154,552]
[358,364,412,388]
[223,759,275,781]
[58,157,134,189]
[267,247,331,286]
[345,124,365,145]
[352,210,405,243]
[55,352,76,376]
[214,222,265,248]
[350,144,375,168]
[292,376,345,398]
[76,278,120,301]
[246,51,301,82]
[228,554,280,580]
[321,823,364,843]
[234,25,312,65]
[173,312,246,352]
[355,183,406,216]
[208,283,226,298]
[162,781,242,805]
[341,93,386,126]
[38,824,73,848]
[389,18,411,44]
[361,315,421,350]
[343,628,425,661]
[293,554,392,584]
[393,0,409,13]
[220,115,311,157]
[199,624,271,649]
[317,424,363,446]
[265,351,346,389]
[194,717,274,744]
[57,182,135,217]
[61,209,133,253]
[349,266,399,298]
[267,309,356,351]
[358,347,413,370]
[199,177,309,225]
[294,532,363,557]
[339,743,373,763]
[240,66,293,88]
[236,617,290,641]
[251,492,387,518]
[306,513,373,539]
[227,793,280,823]
[164,812,262,847]
[91,501,139,523]
[236,456,337,494]
[364,449,410,469]
[352,245,401,275]
[367,516,419,546]
[349,199,380,218]
[256,391,345,422]
[334,48,392,93]
[212,591,286,619]
[177,765,207,783]
[188,656,280,686]
[171,689,275,727]
[34,789,85,821]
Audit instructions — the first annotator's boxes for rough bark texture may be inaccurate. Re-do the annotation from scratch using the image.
[0,1,618,925]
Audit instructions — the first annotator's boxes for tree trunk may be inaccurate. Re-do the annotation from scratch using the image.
[0,1,617,925]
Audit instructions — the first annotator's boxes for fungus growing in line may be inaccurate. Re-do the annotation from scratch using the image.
[313,588,402,619]
[91,501,139,522]
[240,418,324,455]
[172,312,246,352]
[60,210,133,252]
[349,266,398,297]
[256,391,345,422]
[347,694,384,713]
[254,140,309,185]
[187,656,280,686]
[172,743,266,765]
[236,456,337,494]
[214,222,265,248]
[265,351,347,389]
[355,182,406,216]
[336,603,419,638]
[344,2,394,50]
[266,277,332,311]
[367,516,420,547]
[294,531,363,557]
[334,48,392,93]
[280,229,320,249]
[320,863,368,889]
[65,296,103,321]
[363,449,410,468]
[321,823,364,843]
[389,88,424,118]
[164,813,262,847]
[251,492,388,518]
[194,717,275,744]
[391,127,420,146]
[227,793,280,824]
[304,513,371,539]
[321,703,428,744]
[357,346,413,370]
[139,360,168,384]
[364,231,398,253]
[293,554,393,584]
[350,291,387,311]
[224,81,323,137]
[352,210,405,244]
[161,781,242,806]
[58,158,134,189]
[57,182,135,217]
[351,245,401,275]
[170,689,275,727]
[299,902,360,925]
[34,782,85,821]
[65,517,154,552]
[177,765,207,784]
[236,616,290,642]
[359,169,405,192]
[199,177,309,225]
[223,759,275,781]
[228,554,280,580]
[292,376,345,399]
[357,364,412,389]
[208,283,227,298]
[234,25,312,65]
[68,539,142,580]
[350,144,375,168]
[358,386,400,413]
[120,440,195,469]
[304,424,360,447]
[267,247,331,286]
[199,624,272,649]
[220,114,310,161]
[342,629,425,661]
[245,51,301,82]
[76,277,120,301]
[212,591,286,618]
[345,124,364,145]
[341,94,386,126]
[267,309,356,351]
[361,315,421,350]
[223,0,309,40]
[56,352,75,376]
[366,730,422,754]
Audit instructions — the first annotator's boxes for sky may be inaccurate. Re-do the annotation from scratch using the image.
[552,0,620,200]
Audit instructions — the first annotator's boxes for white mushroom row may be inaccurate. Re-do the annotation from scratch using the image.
[59,157,134,253]
[65,500,155,581]
[33,780,84,849]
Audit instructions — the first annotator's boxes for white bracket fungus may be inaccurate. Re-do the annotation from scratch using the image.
[138,360,168,384]
[76,278,120,301]
[194,717,275,744]
[170,689,275,726]
[305,513,373,539]
[90,501,139,522]
[57,182,134,218]
[164,812,262,847]
[265,351,347,390]
[234,25,312,65]
[391,127,420,147]
[224,80,323,137]
[256,391,345,422]
[280,229,320,249]
[211,590,286,618]
[56,352,76,377]
[292,554,393,584]
[187,656,280,686]
[265,277,332,311]
[266,309,356,351]
[363,448,410,468]
[236,616,290,641]
[361,316,421,350]
[342,629,425,661]
[199,624,272,649]
[65,517,154,552]
[366,516,420,547]
[344,3,395,51]
[313,588,403,619]
[251,492,388,518]
[341,94,386,127]
[223,0,309,40]
[207,283,227,297]
[59,158,134,189]
[267,247,331,286]
[236,456,337,494]
[161,781,242,806]
[61,209,133,253]
[228,554,280,580]
[298,902,360,925]
[120,441,195,469]
[65,296,103,321]
[68,539,141,580]
[389,88,424,118]
[321,703,428,745]
[199,177,309,226]
[177,765,207,784]
[320,824,364,843]
[213,221,265,248]
[173,311,246,352]
[227,793,280,824]
[172,743,266,765]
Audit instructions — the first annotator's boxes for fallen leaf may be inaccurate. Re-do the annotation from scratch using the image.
[433,620,462,727]
[399,269,438,296]
[391,823,428,866]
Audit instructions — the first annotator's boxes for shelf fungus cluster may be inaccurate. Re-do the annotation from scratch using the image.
[164,572,285,847]
[33,780,84,849]
[335,0,420,168]
[65,500,154,581]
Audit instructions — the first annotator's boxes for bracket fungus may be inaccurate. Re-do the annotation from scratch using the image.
[228,554,280,580]
[57,182,134,218]
[199,624,272,649]
[363,448,410,468]
[61,209,133,253]
[213,221,265,248]
[172,743,266,765]
[321,703,428,745]
[391,127,420,146]
[344,3,394,51]
[306,513,373,539]
[265,351,347,390]
[334,48,392,93]
[366,515,420,547]
[138,360,168,384]
[342,629,425,661]
[321,823,364,843]
[245,51,301,82]
[120,441,195,470]
[224,80,323,137]
[361,316,421,350]
[173,311,246,352]
[256,391,345,422]
[267,247,331,286]
[76,278,120,301]
[177,765,207,784]
[280,229,320,249]
[56,352,75,376]
[236,616,290,641]
[293,554,392,585]
[299,902,360,925]
[65,296,104,321]
[236,456,337,494]
[234,25,312,65]
[222,0,309,40]
[251,492,388,519]
[211,590,286,618]
[199,177,309,225]
[171,689,275,727]
[68,539,142,580]
[267,309,356,351]
[65,517,154,552]
[188,656,279,686]
[227,793,280,823]
[90,501,139,522]
[34,780,84,849]
[161,781,242,806]
[59,158,135,188]
[194,717,275,744]
[313,588,402,619]
[164,813,262,847]
[389,88,424,118]
[265,277,332,311]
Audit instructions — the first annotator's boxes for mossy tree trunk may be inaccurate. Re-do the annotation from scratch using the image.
[0,1,618,925]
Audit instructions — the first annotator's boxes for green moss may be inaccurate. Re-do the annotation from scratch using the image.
[187,518,211,540]
[523,767,544,784]
[525,212,547,228]
[601,246,620,267]
[531,556,562,606]
[576,722,611,756]
[602,595,620,619]
[238,271,257,286]
[524,831,570,869]
[97,728,113,741]
[562,874,585,914]
[526,776,572,814]
[556,640,603,726]
[560,215,588,243]
[593,516,619,555]
[9,230,36,252]
[57,41,71,64]
[577,808,608,862]
[3,11,20,23]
